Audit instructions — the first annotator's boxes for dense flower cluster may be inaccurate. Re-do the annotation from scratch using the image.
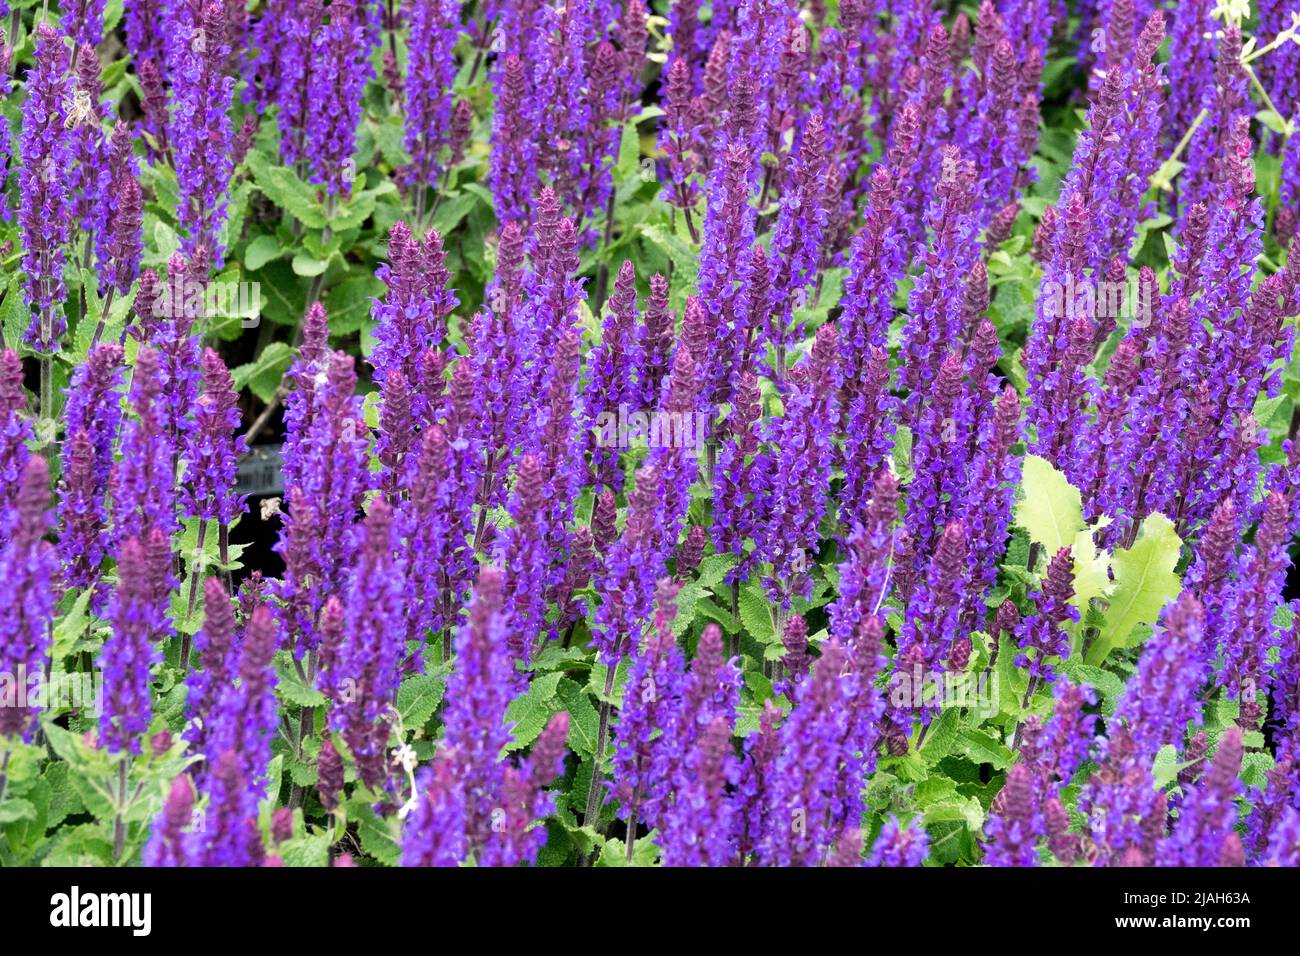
[2,0,1299,871]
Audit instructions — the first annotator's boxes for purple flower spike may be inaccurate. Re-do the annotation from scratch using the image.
[101,529,173,755]
[0,456,59,741]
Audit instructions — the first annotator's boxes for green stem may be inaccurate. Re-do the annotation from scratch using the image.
[112,757,128,863]
[583,667,617,828]
[183,519,208,652]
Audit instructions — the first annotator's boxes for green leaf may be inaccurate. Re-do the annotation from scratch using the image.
[247,260,308,327]
[954,728,1015,770]
[396,673,445,729]
[244,234,284,272]
[1152,744,1183,791]
[1,277,30,352]
[1086,512,1183,665]
[597,832,660,866]
[919,708,962,763]
[504,671,564,752]
[280,832,332,867]
[1014,454,1085,557]
[891,426,913,482]
[614,121,643,184]
[324,274,384,336]
[274,656,328,708]
[231,341,295,403]
[349,799,401,866]
[921,794,984,831]
[556,678,601,756]
[51,588,96,659]
[1256,108,1291,138]
[1069,522,1113,614]
[291,252,329,277]
[247,153,328,229]
[640,223,698,302]
[430,190,479,236]
[737,584,777,644]
[0,798,36,824]
[1058,659,1126,714]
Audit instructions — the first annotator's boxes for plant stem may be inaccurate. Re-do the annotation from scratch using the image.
[730,581,739,659]
[1025,541,1041,574]
[1243,22,1299,65]
[583,666,617,827]
[591,188,621,313]
[39,353,52,423]
[90,285,116,350]
[112,757,128,862]
[243,384,287,447]
[624,809,638,864]
[183,520,208,652]
[218,521,232,595]
[288,705,314,808]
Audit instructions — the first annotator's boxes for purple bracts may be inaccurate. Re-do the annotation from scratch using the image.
[1158,727,1244,866]
[59,345,126,591]
[0,351,33,546]
[867,816,930,866]
[306,0,371,197]
[101,529,173,754]
[111,346,178,544]
[1013,547,1077,686]
[324,498,406,789]
[402,567,569,866]
[1113,592,1208,758]
[167,1,236,265]
[983,762,1044,866]
[19,26,75,349]
[0,457,59,740]
[403,0,461,191]
[180,349,247,525]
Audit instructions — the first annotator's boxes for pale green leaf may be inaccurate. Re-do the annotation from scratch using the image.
[1086,512,1183,665]
[1014,454,1085,556]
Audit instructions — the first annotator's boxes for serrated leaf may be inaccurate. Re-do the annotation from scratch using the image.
[504,671,564,752]
[274,658,328,707]
[737,584,777,644]
[1086,512,1183,665]
[921,794,984,831]
[1014,455,1085,556]
[397,673,444,729]
[597,832,660,866]
[1058,659,1125,714]
[1069,521,1113,614]
[248,153,328,229]
[350,800,401,866]
[919,708,962,763]
[280,832,331,867]
[954,728,1015,770]
[556,678,600,756]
